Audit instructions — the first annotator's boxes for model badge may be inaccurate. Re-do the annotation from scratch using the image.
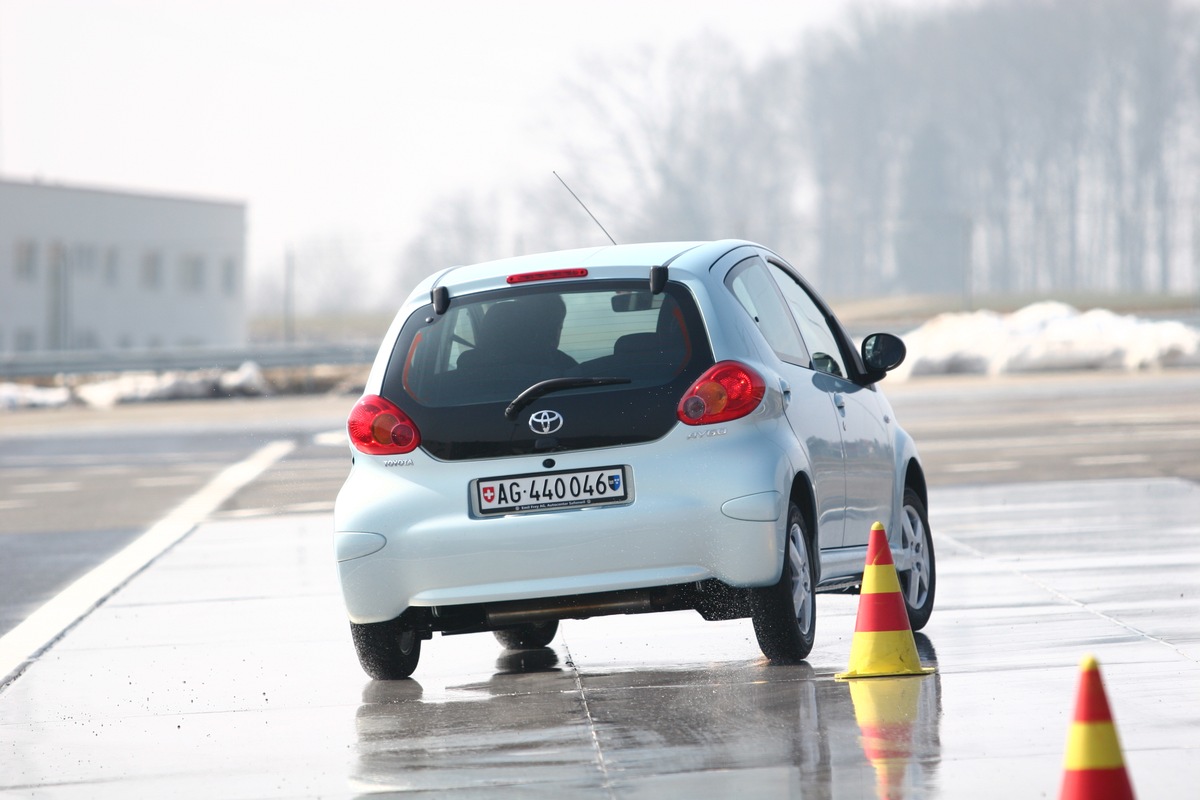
[687,428,728,440]
[529,410,564,434]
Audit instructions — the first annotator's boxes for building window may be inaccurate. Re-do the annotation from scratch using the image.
[104,248,120,287]
[15,329,37,352]
[73,329,100,350]
[75,245,97,278]
[180,255,206,293]
[141,252,163,290]
[221,257,239,297]
[14,240,38,282]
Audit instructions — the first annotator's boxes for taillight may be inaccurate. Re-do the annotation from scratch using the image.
[348,395,421,455]
[677,362,766,425]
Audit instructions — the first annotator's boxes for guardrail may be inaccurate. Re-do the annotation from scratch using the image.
[0,343,379,379]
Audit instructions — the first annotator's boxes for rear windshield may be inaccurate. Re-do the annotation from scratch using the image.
[386,280,709,408]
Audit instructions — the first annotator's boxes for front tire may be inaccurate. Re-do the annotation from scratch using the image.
[350,620,422,680]
[897,487,936,631]
[751,502,816,663]
[493,620,559,650]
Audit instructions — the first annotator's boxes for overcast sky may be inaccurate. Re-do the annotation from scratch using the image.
[0,0,929,285]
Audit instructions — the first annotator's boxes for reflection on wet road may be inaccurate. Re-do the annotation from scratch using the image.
[1,477,1196,798]
[354,641,942,797]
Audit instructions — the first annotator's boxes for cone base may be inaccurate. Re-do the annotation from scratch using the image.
[835,629,935,680]
[1060,767,1135,800]
[835,665,935,681]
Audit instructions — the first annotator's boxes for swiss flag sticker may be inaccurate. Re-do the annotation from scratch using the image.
[482,486,495,504]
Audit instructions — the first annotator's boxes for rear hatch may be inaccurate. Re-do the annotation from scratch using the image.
[380,279,714,460]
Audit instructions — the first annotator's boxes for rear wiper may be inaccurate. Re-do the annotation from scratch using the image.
[505,377,632,421]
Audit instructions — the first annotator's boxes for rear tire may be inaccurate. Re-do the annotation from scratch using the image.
[897,487,936,631]
[493,620,559,650]
[751,502,816,663]
[350,620,422,680]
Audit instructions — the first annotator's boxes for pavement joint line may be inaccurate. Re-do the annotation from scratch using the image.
[0,438,297,691]
[936,530,1198,665]
[563,639,615,797]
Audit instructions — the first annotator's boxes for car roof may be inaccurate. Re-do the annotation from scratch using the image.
[416,240,761,296]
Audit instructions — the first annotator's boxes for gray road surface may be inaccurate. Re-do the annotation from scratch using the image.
[0,396,353,636]
[0,370,1198,797]
[0,479,1196,797]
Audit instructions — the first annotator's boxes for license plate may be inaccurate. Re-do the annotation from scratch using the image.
[473,466,630,516]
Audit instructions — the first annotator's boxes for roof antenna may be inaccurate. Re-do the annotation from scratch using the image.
[553,171,617,246]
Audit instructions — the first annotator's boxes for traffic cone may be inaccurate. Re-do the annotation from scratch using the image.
[1060,654,1135,800]
[848,676,923,799]
[836,522,935,680]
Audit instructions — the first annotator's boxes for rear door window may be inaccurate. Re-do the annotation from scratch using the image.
[725,257,810,366]
[767,262,850,379]
[382,280,713,460]
[389,281,706,408]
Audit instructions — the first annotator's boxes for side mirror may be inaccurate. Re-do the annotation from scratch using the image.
[861,332,906,380]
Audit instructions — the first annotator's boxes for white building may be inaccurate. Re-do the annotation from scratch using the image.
[0,179,245,354]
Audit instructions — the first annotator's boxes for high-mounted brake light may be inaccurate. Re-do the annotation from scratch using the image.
[507,268,588,284]
[348,395,421,455]
[677,362,766,425]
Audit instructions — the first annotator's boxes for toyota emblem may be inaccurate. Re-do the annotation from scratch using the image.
[528,410,564,434]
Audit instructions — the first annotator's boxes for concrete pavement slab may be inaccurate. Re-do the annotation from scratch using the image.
[0,479,1197,798]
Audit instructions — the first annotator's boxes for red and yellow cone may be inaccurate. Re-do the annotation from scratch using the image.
[849,677,922,799]
[1060,654,1135,800]
[836,522,935,680]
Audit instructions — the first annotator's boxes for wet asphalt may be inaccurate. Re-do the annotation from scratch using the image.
[0,373,1198,797]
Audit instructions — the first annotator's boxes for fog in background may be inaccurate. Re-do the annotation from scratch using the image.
[402,0,1200,315]
[3,0,1199,333]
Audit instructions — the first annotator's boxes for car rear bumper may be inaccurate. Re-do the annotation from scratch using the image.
[336,500,783,623]
[334,426,792,624]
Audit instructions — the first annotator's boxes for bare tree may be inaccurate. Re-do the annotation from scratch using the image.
[800,0,1200,299]
[388,0,1200,306]
[555,35,808,253]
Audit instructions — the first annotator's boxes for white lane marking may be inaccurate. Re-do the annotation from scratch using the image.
[268,458,348,472]
[0,439,296,688]
[0,499,32,511]
[1073,454,1151,467]
[911,426,1200,454]
[216,500,334,519]
[13,482,82,494]
[287,501,336,513]
[217,508,272,520]
[313,430,346,447]
[0,467,50,478]
[943,460,1021,473]
[79,465,134,476]
[133,475,202,488]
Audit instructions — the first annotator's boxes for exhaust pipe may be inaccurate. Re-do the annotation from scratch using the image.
[485,591,655,627]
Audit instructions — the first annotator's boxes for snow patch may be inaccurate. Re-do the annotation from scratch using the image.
[0,383,72,410]
[4,304,1198,410]
[893,302,1200,381]
[1,362,271,411]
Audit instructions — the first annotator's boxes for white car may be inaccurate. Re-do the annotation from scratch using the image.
[334,240,934,678]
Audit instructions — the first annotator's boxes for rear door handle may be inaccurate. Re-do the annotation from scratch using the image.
[779,378,792,409]
[833,392,846,410]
